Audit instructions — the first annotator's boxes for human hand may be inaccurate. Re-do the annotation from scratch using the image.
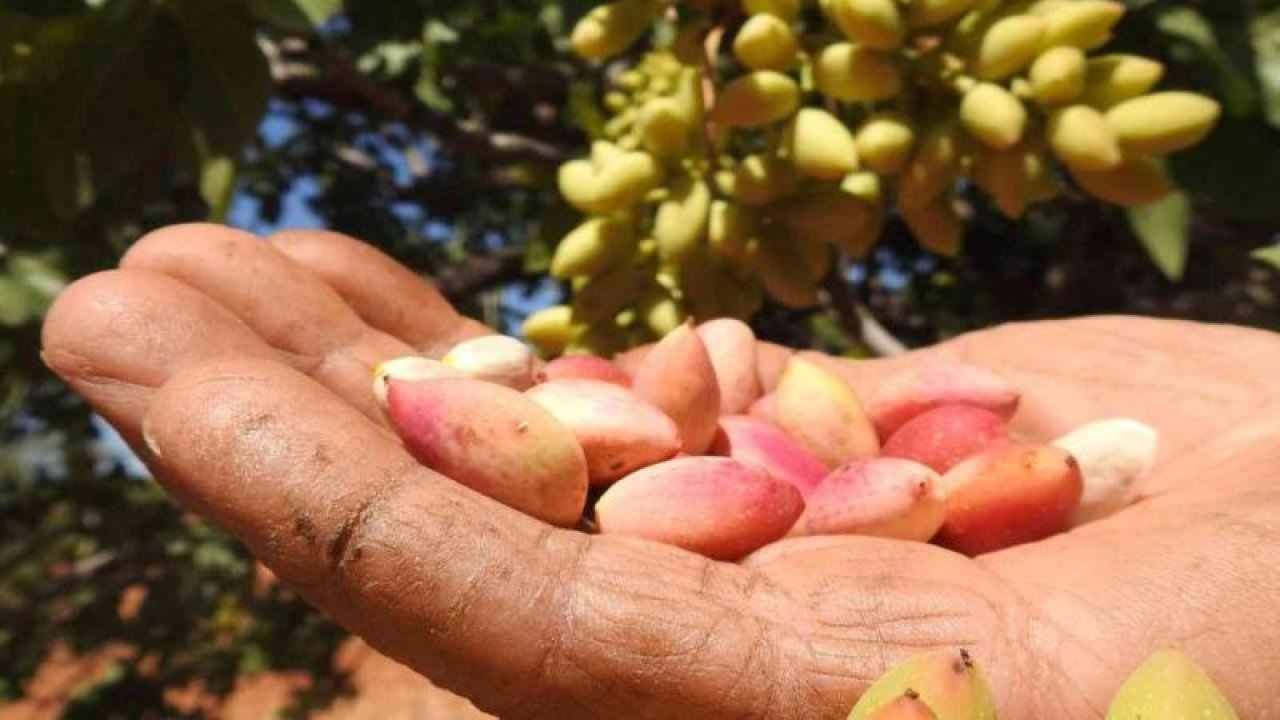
[41,224,1280,719]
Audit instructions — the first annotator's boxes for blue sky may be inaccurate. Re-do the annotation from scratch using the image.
[226,111,327,233]
[221,105,566,336]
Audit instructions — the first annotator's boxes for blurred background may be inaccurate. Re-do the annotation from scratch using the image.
[0,0,1277,717]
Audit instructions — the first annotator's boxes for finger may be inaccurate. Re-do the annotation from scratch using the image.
[756,341,797,389]
[742,533,1026,716]
[740,535,879,568]
[797,315,1280,467]
[120,223,417,419]
[40,269,281,445]
[142,356,824,719]
[984,414,1280,717]
[939,316,1280,459]
[267,229,492,355]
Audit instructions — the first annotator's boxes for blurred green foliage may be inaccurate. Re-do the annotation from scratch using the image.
[0,0,1277,715]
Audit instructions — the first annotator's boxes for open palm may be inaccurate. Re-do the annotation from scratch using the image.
[42,224,1280,719]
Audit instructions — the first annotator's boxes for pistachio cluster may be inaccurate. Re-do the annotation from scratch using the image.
[523,0,1220,355]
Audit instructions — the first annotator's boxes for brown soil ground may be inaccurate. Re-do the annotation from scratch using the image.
[0,638,496,720]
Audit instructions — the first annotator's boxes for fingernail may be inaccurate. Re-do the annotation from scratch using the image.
[141,416,163,460]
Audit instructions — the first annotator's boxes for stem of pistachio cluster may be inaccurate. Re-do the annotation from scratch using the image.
[699,23,725,173]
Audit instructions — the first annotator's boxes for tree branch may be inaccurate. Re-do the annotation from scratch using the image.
[264,39,572,166]
[822,268,909,357]
[452,60,577,104]
[434,246,530,300]
[854,303,909,356]
[392,169,543,218]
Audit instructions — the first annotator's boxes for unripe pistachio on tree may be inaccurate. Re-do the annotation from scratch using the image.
[571,0,663,61]
[1035,0,1125,52]
[855,113,916,174]
[744,0,801,21]
[522,305,576,356]
[1081,54,1164,109]
[1070,155,1173,206]
[654,178,712,261]
[813,43,903,102]
[960,83,1027,150]
[733,13,799,71]
[972,15,1046,81]
[710,71,801,127]
[1046,105,1122,172]
[908,0,977,28]
[830,0,905,50]
[784,108,861,180]
[1029,46,1087,106]
[550,216,636,279]
[1105,91,1222,156]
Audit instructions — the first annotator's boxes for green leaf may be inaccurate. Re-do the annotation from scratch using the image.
[294,0,342,26]
[53,0,164,132]
[424,18,461,45]
[248,0,317,34]
[1251,245,1280,269]
[1157,5,1216,45]
[87,21,187,198]
[43,2,188,209]
[10,252,68,304]
[1169,116,1280,222]
[200,154,238,223]
[0,252,65,326]
[1157,6,1257,117]
[237,643,270,675]
[567,81,607,139]
[359,40,423,77]
[1126,190,1191,281]
[414,69,453,112]
[0,89,85,234]
[0,0,84,17]
[808,312,857,355]
[0,7,93,86]
[414,19,457,110]
[0,276,32,326]
[0,6,115,233]
[1252,8,1280,128]
[172,0,272,155]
